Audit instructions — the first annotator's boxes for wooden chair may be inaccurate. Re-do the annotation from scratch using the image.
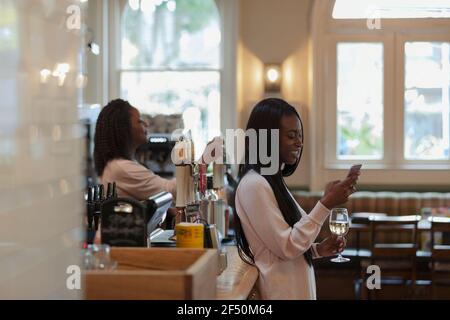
[429,216,450,299]
[360,215,421,299]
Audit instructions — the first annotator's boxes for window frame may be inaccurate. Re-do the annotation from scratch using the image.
[311,1,450,191]
[396,34,450,168]
[324,34,395,168]
[332,0,450,21]
[107,0,238,135]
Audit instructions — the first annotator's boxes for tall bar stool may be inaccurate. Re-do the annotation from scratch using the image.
[429,216,450,299]
[361,215,421,299]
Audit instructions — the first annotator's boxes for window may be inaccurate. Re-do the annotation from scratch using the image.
[404,42,450,160]
[337,42,384,160]
[311,1,450,189]
[328,2,450,166]
[333,0,450,19]
[119,0,222,156]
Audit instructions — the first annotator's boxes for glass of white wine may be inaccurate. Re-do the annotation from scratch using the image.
[329,208,350,263]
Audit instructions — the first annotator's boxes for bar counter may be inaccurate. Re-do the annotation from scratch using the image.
[216,246,259,300]
[86,245,259,300]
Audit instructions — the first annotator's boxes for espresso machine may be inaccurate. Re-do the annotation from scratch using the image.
[136,134,176,179]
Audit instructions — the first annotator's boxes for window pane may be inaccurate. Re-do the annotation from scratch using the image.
[337,43,384,160]
[121,71,220,158]
[333,0,450,19]
[404,42,450,160]
[121,0,221,69]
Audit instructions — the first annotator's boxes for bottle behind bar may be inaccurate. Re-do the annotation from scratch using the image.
[99,184,105,201]
[93,184,99,203]
[106,183,113,199]
[112,182,117,198]
[86,186,94,229]
[93,185,102,231]
[86,186,96,244]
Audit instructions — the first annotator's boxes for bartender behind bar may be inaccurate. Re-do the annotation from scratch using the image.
[95,99,177,200]
[94,99,217,201]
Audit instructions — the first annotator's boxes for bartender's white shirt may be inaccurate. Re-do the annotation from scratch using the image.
[235,170,330,300]
[100,158,177,201]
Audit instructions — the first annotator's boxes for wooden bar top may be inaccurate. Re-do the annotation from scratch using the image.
[216,246,259,300]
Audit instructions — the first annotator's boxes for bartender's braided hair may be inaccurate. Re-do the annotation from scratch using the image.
[94,99,133,177]
[234,98,313,266]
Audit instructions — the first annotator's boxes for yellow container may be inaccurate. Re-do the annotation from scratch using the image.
[176,223,204,248]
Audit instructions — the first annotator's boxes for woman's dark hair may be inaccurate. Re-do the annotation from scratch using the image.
[233,98,313,266]
[94,99,134,177]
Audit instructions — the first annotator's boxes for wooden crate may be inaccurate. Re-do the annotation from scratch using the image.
[84,247,218,300]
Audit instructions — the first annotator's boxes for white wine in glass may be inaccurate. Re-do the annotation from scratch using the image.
[329,208,350,263]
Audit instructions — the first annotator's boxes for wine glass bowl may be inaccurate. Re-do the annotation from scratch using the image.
[329,208,350,263]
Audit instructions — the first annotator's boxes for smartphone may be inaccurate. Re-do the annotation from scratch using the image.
[347,164,362,178]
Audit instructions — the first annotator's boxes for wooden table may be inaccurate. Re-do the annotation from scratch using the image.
[216,246,259,300]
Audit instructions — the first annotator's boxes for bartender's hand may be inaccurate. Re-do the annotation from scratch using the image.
[163,207,178,229]
[316,235,346,257]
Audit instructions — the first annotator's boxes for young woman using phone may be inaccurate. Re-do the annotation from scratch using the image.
[234,98,360,300]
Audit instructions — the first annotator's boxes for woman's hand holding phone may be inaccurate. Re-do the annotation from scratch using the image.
[347,164,362,178]
[320,165,362,209]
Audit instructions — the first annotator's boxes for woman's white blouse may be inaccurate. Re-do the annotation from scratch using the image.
[235,170,330,300]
